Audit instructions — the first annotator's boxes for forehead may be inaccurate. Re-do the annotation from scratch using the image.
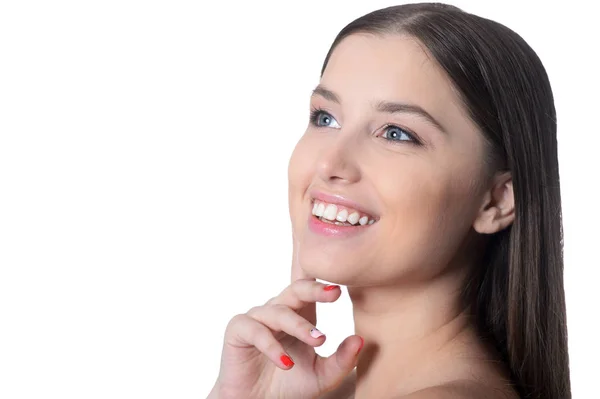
[321,33,474,132]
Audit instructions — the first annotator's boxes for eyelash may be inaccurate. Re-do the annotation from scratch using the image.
[309,107,422,146]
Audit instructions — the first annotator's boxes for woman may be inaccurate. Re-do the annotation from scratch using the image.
[208,3,570,398]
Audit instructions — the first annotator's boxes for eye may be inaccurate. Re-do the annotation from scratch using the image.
[309,108,341,129]
[381,125,420,145]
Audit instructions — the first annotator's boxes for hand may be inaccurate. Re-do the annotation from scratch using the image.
[209,279,363,399]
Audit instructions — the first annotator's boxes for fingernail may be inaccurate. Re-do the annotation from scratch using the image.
[280,354,294,367]
[356,337,364,356]
[310,327,324,338]
[324,285,339,291]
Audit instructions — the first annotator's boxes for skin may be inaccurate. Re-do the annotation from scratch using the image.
[211,33,518,399]
[289,33,516,397]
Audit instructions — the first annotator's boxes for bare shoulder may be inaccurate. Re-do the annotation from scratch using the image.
[401,380,519,399]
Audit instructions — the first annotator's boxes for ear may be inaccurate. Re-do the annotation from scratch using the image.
[473,171,515,234]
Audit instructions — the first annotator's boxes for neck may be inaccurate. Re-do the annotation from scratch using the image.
[349,267,478,398]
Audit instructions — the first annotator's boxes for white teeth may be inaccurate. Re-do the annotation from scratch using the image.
[347,212,360,225]
[336,209,348,222]
[323,204,338,221]
[311,200,377,226]
[315,203,325,217]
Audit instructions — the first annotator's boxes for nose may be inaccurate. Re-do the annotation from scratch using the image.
[316,134,361,185]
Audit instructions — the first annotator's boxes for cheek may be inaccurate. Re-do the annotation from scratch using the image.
[287,134,315,216]
[379,170,448,247]
[374,164,480,277]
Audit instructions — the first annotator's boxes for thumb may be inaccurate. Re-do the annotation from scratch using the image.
[314,335,364,392]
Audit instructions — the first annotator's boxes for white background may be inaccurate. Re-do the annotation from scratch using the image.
[0,1,597,398]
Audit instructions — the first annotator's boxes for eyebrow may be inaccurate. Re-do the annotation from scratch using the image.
[311,84,448,134]
[312,85,341,103]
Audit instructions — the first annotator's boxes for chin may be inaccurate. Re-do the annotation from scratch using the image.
[298,250,364,285]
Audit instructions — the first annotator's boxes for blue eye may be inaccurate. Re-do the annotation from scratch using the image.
[381,125,418,144]
[309,108,422,146]
[310,109,341,128]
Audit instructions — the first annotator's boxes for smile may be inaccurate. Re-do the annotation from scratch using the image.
[311,200,377,226]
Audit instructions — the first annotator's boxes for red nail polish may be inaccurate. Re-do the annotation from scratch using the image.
[356,337,364,356]
[324,285,339,291]
[280,354,294,367]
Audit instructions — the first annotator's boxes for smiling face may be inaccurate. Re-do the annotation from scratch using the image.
[288,33,494,286]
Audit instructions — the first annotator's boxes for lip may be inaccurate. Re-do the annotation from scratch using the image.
[308,212,375,237]
[307,189,379,238]
[309,189,379,220]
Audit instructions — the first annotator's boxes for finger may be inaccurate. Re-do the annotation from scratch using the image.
[271,278,342,326]
[247,304,327,347]
[225,314,296,370]
[314,335,364,391]
[267,279,342,310]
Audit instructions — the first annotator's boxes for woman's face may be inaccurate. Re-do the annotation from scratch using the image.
[288,34,490,286]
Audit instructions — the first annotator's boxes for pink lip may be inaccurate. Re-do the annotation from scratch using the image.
[308,212,374,237]
[309,189,379,220]
[307,189,378,238]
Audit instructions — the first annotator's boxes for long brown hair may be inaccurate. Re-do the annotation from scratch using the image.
[319,3,570,398]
